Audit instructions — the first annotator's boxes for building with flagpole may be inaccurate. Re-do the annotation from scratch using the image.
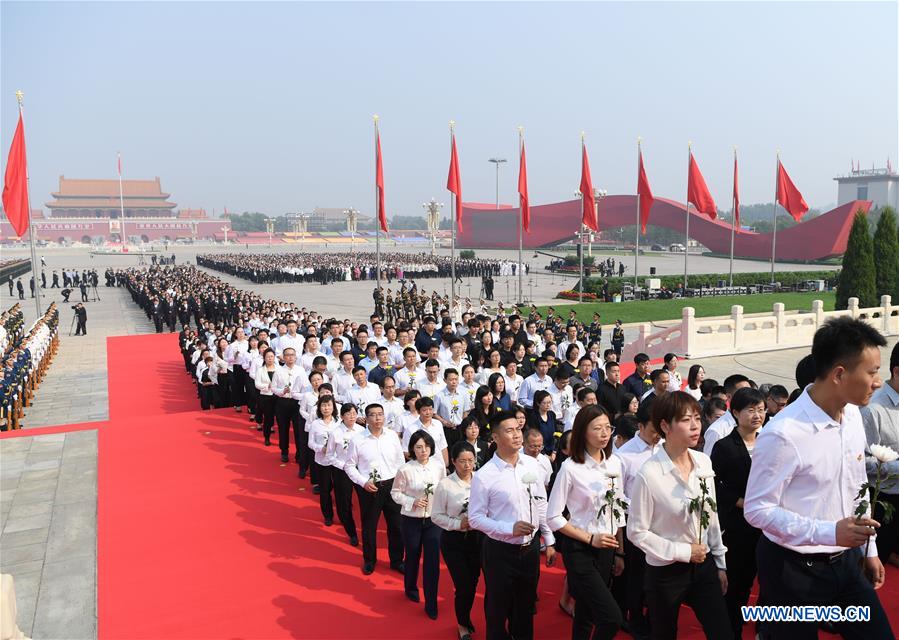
[834,163,898,210]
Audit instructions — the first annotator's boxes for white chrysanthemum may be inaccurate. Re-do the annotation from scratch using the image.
[870,444,899,464]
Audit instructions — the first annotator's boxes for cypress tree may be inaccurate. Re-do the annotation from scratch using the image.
[836,210,877,309]
[872,206,898,301]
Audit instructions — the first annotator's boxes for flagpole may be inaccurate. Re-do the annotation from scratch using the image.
[728,147,736,287]
[634,137,641,289]
[580,133,585,304]
[118,152,126,250]
[684,142,691,291]
[13,92,43,318]
[771,152,780,284]
[517,126,524,305]
[449,121,456,316]
[374,115,381,290]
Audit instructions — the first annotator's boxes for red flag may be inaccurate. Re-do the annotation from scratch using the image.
[2,111,30,237]
[733,152,740,231]
[776,160,809,221]
[447,131,463,232]
[580,139,597,231]
[687,151,717,219]
[117,152,122,177]
[637,148,654,234]
[375,128,388,232]
[518,138,530,232]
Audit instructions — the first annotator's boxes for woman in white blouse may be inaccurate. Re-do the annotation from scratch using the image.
[431,441,481,640]
[399,390,422,440]
[253,348,280,446]
[390,430,447,620]
[626,391,730,640]
[325,403,367,547]
[297,371,326,483]
[547,405,625,640]
[476,349,504,386]
[307,395,340,526]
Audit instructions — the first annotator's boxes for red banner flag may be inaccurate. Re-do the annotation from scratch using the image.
[733,152,740,231]
[637,148,654,234]
[580,139,597,231]
[776,159,809,221]
[2,111,30,237]
[687,151,717,219]
[375,128,388,232]
[519,138,530,232]
[117,152,122,177]
[447,131,463,232]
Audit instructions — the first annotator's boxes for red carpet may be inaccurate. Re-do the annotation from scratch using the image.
[96,334,899,639]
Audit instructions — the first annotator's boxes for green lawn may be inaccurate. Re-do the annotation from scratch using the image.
[536,291,836,324]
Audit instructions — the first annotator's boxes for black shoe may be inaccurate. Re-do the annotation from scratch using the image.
[459,633,471,640]
[362,562,375,575]
[390,561,405,575]
[280,454,288,463]
[264,437,271,446]
[349,535,359,547]
[405,590,420,603]
[324,517,333,527]
[312,484,320,494]
[425,607,437,620]
[298,469,307,479]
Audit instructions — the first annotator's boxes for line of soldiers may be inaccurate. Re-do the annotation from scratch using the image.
[1,303,59,431]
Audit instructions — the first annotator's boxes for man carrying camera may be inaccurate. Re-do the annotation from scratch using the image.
[72,303,87,336]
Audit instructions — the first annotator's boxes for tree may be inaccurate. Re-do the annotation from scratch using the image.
[836,210,877,309]
[872,206,898,300]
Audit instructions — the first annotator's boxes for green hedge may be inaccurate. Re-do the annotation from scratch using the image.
[563,254,595,267]
[586,270,840,296]
[459,249,476,260]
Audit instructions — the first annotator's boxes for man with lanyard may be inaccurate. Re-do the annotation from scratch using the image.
[744,318,893,639]
[469,410,556,640]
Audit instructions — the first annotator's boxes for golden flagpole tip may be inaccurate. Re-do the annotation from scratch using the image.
[15,90,24,105]
[637,136,642,143]
[373,114,379,121]
[517,125,523,133]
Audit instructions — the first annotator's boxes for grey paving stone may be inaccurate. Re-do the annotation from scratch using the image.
[0,526,49,548]
[3,510,53,533]
[16,476,59,493]
[0,542,47,565]
[46,501,95,563]
[0,559,44,576]
[7,501,52,520]
[10,487,58,506]
[32,554,97,640]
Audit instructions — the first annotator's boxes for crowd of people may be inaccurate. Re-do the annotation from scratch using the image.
[196,252,513,286]
[116,262,898,640]
[1,302,60,430]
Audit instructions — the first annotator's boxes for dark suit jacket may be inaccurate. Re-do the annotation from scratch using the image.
[709,426,757,536]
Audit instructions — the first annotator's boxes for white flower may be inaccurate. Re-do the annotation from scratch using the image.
[520,472,539,485]
[696,471,715,480]
[870,444,899,464]
[606,470,621,479]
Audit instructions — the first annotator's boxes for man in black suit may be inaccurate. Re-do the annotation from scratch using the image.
[72,303,87,336]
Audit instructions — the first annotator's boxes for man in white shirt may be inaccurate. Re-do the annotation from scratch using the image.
[370,321,388,347]
[522,428,553,488]
[402,397,449,466]
[502,359,523,403]
[378,376,405,434]
[518,357,552,409]
[547,370,574,425]
[224,328,250,412]
[332,351,357,404]
[744,318,893,638]
[433,368,471,432]
[440,337,470,374]
[271,347,308,464]
[416,359,446,400]
[299,335,325,373]
[701,374,751,456]
[276,320,305,362]
[556,325,585,362]
[469,410,556,640]
[394,347,425,396]
[347,366,381,425]
[563,386,598,432]
[344,403,406,575]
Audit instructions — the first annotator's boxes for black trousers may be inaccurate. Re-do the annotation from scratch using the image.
[441,529,483,629]
[644,557,731,640]
[231,366,246,407]
[297,420,312,475]
[401,515,442,615]
[257,394,276,437]
[333,468,357,539]
[216,373,230,407]
[562,536,622,640]
[873,492,899,561]
[355,479,403,565]
[723,524,761,638]
[75,319,87,335]
[482,536,540,640]
[243,373,257,417]
[199,383,215,410]
[275,398,301,460]
[315,462,334,520]
[756,536,894,640]
[624,536,648,623]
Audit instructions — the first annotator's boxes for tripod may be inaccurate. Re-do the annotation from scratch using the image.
[68,314,76,337]
[89,283,101,302]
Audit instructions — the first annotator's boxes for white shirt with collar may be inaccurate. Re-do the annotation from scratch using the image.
[327,422,368,471]
[275,333,305,357]
[300,350,326,373]
[332,368,356,404]
[254,364,281,396]
[394,366,426,393]
[557,339,585,361]
[627,445,727,570]
[614,433,664,498]
[518,373,551,409]
[548,384,574,424]
[271,365,308,399]
[502,372,524,403]
[468,452,556,547]
[402,419,448,454]
[391,458,448,517]
[432,472,473,531]
[379,395,406,433]
[307,417,340,466]
[224,339,249,371]
[861,381,899,494]
[548,453,627,535]
[346,382,381,416]
[702,411,737,456]
[744,386,878,557]
[345,428,406,487]
[459,381,480,408]
[416,377,447,400]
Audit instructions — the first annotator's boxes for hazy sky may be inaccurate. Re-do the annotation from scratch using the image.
[2,1,896,219]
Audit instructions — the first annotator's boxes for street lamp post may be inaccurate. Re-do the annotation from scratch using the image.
[344,207,359,253]
[422,198,443,256]
[573,188,608,303]
[221,226,229,244]
[266,217,274,247]
[488,158,507,209]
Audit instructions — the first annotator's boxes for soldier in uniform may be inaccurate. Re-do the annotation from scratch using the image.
[611,319,625,358]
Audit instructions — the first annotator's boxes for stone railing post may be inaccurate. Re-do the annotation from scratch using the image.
[682,307,696,358]
[848,297,859,319]
[881,295,892,333]
[774,302,785,345]
[812,299,825,329]
[732,305,744,351]
[638,323,651,354]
